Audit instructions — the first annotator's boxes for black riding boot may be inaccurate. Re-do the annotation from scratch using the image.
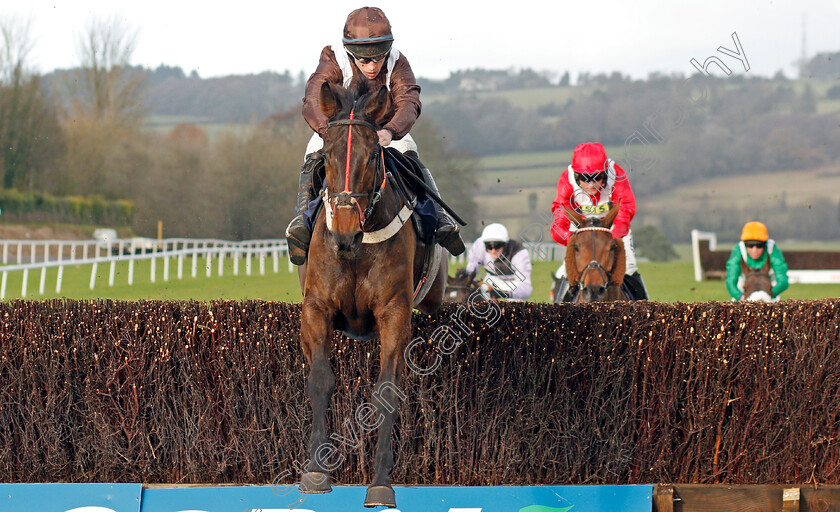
[285,152,322,265]
[418,166,465,256]
[623,271,650,300]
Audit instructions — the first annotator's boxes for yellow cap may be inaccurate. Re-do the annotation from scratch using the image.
[741,221,768,241]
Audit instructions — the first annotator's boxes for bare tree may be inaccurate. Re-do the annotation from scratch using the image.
[0,16,63,190]
[65,16,145,125]
[58,16,147,197]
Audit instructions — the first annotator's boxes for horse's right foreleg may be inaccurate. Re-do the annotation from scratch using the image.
[299,303,335,493]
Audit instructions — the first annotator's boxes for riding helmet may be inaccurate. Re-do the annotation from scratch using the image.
[741,221,769,241]
[481,223,509,243]
[571,142,609,173]
[343,7,394,59]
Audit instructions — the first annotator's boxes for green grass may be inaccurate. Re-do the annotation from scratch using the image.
[1,256,303,302]
[443,260,840,304]
[3,256,838,304]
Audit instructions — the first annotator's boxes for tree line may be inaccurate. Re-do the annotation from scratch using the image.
[0,18,478,240]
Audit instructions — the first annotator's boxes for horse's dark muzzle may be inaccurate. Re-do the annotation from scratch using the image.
[332,230,364,257]
[581,284,607,302]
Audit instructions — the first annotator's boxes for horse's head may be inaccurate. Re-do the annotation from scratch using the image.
[741,259,772,301]
[319,80,392,258]
[444,268,478,302]
[564,202,626,302]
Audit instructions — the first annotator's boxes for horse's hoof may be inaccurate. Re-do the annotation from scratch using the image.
[364,485,396,508]
[299,472,332,493]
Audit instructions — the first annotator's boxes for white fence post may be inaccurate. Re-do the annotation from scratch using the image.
[89,262,97,290]
[56,266,64,294]
[39,267,47,295]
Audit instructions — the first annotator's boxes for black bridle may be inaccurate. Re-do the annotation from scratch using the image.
[570,226,619,296]
[325,110,387,230]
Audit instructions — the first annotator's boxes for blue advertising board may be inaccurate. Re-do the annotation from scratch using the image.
[139,484,652,512]
[0,483,142,512]
[0,483,652,512]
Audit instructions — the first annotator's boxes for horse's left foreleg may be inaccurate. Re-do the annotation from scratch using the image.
[364,300,411,508]
[299,302,335,493]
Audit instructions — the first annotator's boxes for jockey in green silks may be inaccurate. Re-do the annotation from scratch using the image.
[725,221,790,301]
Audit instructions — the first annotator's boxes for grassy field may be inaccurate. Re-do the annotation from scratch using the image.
[3,255,838,304]
[1,257,304,302]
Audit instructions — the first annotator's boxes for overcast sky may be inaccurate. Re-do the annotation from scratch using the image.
[2,0,840,82]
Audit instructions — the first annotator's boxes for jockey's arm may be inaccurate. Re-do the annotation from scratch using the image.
[465,241,483,274]
[769,246,790,297]
[609,164,636,239]
[384,55,421,139]
[550,173,574,246]
[506,249,533,300]
[725,245,744,299]
[302,46,343,137]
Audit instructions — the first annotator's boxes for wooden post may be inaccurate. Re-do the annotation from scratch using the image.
[653,484,674,512]
[783,488,800,512]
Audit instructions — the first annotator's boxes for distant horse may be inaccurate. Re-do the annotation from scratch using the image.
[444,268,479,302]
[741,258,773,302]
[561,203,628,303]
[296,80,447,508]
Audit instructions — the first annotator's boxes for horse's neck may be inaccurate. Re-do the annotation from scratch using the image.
[364,178,403,231]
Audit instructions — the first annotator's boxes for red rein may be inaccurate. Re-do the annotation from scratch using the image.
[343,110,354,194]
[333,109,387,229]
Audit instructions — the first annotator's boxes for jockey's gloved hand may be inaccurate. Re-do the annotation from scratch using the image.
[479,282,492,299]
[490,288,510,300]
[454,268,469,280]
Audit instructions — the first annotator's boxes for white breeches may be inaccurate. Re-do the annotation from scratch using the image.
[305,132,417,160]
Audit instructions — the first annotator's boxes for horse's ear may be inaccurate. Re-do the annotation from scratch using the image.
[611,238,626,287]
[565,239,579,287]
[363,85,391,126]
[563,206,586,229]
[602,199,621,228]
[320,81,340,119]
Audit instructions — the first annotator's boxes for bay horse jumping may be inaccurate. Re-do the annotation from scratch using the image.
[741,258,773,301]
[296,80,447,508]
[563,203,627,302]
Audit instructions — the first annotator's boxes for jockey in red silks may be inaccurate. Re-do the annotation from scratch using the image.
[284,6,464,265]
[550,142,649,301]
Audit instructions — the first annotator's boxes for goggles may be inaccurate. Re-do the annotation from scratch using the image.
[484,241,505,251]
[575,171,607,184]
[743,241,766,249]
[352,54,387,64]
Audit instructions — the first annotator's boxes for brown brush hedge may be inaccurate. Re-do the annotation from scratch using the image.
[0,299,838,486]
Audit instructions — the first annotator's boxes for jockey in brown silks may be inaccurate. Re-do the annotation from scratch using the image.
[285,6,465,265]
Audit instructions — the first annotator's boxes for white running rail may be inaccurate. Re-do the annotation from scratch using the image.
[0,238,288,299]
